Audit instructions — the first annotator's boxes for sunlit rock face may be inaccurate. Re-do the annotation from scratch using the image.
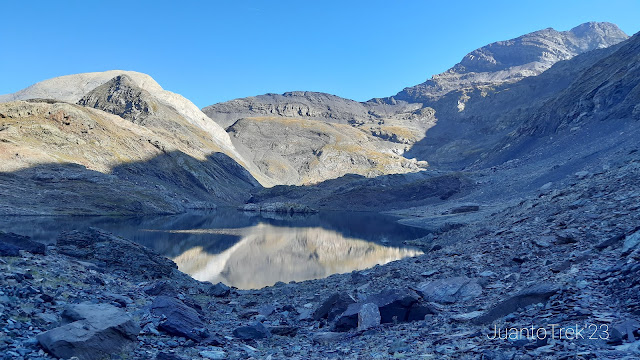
[171,224,422,289]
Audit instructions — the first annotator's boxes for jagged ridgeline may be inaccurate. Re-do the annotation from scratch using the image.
[0,22,636,215]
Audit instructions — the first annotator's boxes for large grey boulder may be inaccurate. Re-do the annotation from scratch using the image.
[36,303,140,360]
[151,296,207,341]
[417,276,482,304]
[358,303,381,331]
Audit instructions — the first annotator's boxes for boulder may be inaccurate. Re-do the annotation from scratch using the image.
[334,289,434,331]
[313,292,356,321]
[36,303,139,360]
[358,303,381,331]
[151,296,207,341]
[144,280,178,296]
[62,303,123,324]
[208,282,231,297]
[56,228,177,279]
[233,322,271,340]
[555,229,579,245]
[156,352,187,360]
[0,232,46,255]
[417,276,482,304]
[472,283,559,325]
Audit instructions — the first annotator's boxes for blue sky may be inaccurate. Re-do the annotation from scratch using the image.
[1,1,638,107]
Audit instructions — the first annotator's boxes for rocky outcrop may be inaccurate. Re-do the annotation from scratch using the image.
[0,70,237,154]
[203,91,429,129]
[226,116,428,185]
[56,227,178,279]
[0,232,46,255]
[78,75,156,124]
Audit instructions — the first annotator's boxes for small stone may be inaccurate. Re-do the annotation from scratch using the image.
[233,322,271,340]
[200,349,227,359]
[533,237,552,248]
[312,332,343,343]
[539,182,553,191]
[622,230,640,255]
[574,171,590,179]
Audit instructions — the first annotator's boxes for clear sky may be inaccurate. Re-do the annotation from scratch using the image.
[1,0,638,107]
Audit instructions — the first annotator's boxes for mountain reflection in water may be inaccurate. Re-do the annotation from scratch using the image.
[155,223,422,289]
[0,209,428,289]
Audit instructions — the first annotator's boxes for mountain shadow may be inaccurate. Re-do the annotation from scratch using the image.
[0,150,260,216]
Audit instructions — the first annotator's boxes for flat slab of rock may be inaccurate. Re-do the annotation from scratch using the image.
[151,296,206,341]
[417,276,482,304]
[37,303,139,360]
[472,283,559,325]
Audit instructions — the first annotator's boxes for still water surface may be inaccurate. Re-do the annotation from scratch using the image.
[0,209,428,289]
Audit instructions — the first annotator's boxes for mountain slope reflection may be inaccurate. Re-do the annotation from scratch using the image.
[167,223,423,289]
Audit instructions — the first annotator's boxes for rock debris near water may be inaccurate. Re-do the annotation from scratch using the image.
[3,155,640,359]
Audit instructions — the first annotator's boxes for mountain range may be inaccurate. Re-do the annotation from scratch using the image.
[0,21,636,215]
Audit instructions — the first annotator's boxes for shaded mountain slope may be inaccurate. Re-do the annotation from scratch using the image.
[0,100,259,215]
[404,38,629,168]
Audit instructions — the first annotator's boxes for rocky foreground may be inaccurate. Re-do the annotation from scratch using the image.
[1,154,640,359]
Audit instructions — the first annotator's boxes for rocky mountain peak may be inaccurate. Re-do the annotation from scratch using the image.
[77,75,156,124]
[391,21,628,103]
